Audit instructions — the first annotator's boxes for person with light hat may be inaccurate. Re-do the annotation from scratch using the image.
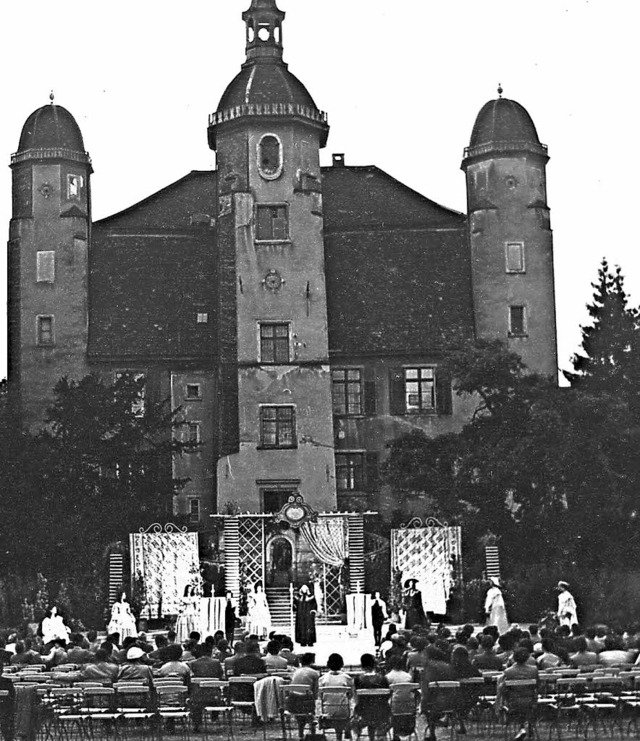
[557,581,578,628]
[117,645,154,685]
[484,576,509,635]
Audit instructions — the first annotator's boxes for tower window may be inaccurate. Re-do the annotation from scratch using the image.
[67,174,83,199]
[196,312,209,324]
[506,242,525,273]
[185,384,202,400]
[260,322,290,363]
[36,251,55,283]
[187,422,201,444]
[509,306,527,337]
[188,498,201,523]
[332,368,363,416]
[335,452,364,491]
[474,169,488,190]
[36,315,54,346]
[258,134,283,180]
[256,204,289,242]
[259,406,296,449]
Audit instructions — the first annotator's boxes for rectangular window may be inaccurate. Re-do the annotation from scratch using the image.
[185,384,202,400]
[509,306,527,336]
[404,367,435,412]
[256,204,289,241]
[67,174,83,199]
[36,315,54,346]
[188,498,201,523]
[475,169,488,189]
[332,368,363,416]
[506,242,525,273]
[260,406,296,449]
[196,312,209,324]
[335,452,364,491]
[36,251,55,283]
[187,422,201,444]
[115,372,146,417]
[260,322,290,363]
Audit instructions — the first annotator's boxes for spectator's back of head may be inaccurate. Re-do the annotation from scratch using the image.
[300,653,315,667]
[513,647,530,665]
[360,653,376,671]
[327,653,344,671]
[166,643,183,661]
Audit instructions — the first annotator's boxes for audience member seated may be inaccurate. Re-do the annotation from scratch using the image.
[264,640,289,671]
[67,633,94,664]
[190,643,223,678]
[473,634,503,671]
[224,641,246,677]
[117,646,154,685]
[158,643,192,681]
[319,653,353,741]
[82,649,119,684]
[569,636,598,668]
[598,634,635,665]
[536,638,562,669]
[289,653,320,740]
[233,639,266,676]
[43,639,68,668]
[385,655,414,714]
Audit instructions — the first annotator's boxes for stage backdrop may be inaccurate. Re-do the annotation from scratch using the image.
[391,519,462,615]
[130,524,199,619]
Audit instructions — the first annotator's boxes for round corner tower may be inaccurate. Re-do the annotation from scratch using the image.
[8,101,92,428]
[208,0,337,514]
[461,94,558,381]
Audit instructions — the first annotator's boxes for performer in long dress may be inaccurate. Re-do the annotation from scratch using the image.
[107,592,138,641]
[557,581,578,627]
[41,606,71,648]
[403,579,426,629]
[247,582,271,639]
[484,577,509,635]
[371,592,388,647]
[176,585,199,643]
[224,591,237,644]
[294,584,317,647]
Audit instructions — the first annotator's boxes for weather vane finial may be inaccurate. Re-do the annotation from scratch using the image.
[49,91,55,104]
[497,83,503,98]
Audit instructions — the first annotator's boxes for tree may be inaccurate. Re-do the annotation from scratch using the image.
[566,259,640,403]
[382,338,640,570]
[0,373,199,581]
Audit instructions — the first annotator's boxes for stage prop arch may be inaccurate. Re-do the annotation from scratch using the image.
[391,517,462,616]
[130,523,199,619]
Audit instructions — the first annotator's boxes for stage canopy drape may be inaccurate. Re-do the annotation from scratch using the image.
[300,517,347,567]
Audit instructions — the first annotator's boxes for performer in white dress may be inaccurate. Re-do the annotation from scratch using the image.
[107,592,138,641]
[247,582,271,639]
[41,606,71,647]
[557,581,578,627]
[484,577,509,635]
[176,585,199,643]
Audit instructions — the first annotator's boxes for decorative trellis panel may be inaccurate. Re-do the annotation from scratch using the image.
[130,524,199,619]
[321,564,344,618]
[238,517,265,589]
[391,520,462,613]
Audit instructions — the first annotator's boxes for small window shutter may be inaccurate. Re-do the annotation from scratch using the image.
[436,368,453,415]
[256,207,271,240]
[364,367,377,416]
[388,369,405,416]
[365,452,379,492]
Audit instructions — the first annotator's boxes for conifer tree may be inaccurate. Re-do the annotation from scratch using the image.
[566,258,640,400]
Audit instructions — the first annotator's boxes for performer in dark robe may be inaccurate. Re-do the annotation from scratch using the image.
[294,584,317,646]
[371,592,388,647]
[403,579,426,629]
[224,592,237,644]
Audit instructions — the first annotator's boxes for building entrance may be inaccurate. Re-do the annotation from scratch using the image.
[267,537,293,588]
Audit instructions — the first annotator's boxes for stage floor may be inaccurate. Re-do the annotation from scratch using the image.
[291,624,380,666]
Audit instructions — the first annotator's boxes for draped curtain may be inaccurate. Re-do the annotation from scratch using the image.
[300,517,347,567]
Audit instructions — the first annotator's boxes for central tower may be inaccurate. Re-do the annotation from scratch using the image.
[209,0,336,514]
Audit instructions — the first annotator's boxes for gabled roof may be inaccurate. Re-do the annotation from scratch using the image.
[322,165,464,233]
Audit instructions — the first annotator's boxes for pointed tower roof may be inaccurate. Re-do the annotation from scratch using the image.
[208,0,329,150]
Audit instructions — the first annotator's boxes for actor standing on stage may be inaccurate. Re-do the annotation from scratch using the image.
[294,584,318,647]
[371,592,388,647]
[248,582,271,639]
[107,593,137,640]
[557,581,578,627]
[484,577,509,635]
[224,591,237,644]
[403,579,426,629]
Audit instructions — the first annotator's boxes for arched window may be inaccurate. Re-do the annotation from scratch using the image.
[258,133,283,180]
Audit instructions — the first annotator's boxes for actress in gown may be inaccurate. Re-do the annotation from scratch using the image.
[248,582,271,639]
[484,577,509,635]
[176,585,199,643]
[107,593,138,640]
[294,584,317,647]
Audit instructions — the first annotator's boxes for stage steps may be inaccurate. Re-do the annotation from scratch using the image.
[266,587,292,629]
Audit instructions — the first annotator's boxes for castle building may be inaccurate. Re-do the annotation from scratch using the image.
[7,1,557,543]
